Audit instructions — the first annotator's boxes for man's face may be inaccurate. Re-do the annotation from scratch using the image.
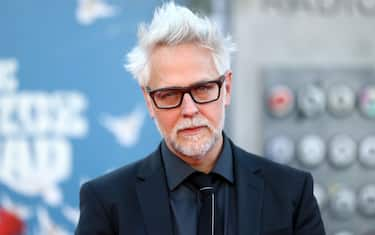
[143,42,232,161]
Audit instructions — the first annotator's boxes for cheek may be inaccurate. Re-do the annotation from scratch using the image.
[200,103,225,127]
[154,110,180,132]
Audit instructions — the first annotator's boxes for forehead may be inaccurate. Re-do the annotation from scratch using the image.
[148,43,219,88]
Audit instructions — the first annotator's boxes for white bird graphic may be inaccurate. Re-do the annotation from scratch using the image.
[76,0,117,25]
[101,106,146,147]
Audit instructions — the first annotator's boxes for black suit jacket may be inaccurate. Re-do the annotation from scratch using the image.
[75,139,325,235]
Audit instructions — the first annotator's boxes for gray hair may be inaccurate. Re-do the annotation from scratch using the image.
[124,2,236,87]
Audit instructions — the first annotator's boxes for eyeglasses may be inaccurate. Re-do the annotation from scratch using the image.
[146,75,226,109]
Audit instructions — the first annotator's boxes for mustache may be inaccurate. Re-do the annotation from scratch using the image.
[175,117,211,131]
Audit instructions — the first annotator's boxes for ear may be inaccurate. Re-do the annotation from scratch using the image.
[142,87,155,118]
[224,70,233,106]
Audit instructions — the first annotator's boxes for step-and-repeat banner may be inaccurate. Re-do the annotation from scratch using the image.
[0,1,173,234]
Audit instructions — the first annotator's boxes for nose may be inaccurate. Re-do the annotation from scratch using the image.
[181,93,199,117]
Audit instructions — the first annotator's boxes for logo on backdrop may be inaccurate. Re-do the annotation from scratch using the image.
[0,58,88,206]
[0,58,88,234]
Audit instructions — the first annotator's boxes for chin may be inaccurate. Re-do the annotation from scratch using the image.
[172,133,217,157]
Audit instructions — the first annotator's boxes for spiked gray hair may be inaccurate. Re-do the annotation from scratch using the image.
[124,2,236,87]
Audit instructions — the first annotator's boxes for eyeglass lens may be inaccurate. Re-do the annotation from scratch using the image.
[153,81,220,108]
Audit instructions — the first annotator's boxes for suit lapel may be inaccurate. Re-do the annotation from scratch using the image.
[136,148,174,235]
[233,145,265,235]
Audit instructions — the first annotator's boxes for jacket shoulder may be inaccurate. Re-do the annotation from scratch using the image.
[80,151,156,199]
[233,144,311,187]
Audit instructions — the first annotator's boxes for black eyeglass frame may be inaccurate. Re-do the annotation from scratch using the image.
[146,75,226,109]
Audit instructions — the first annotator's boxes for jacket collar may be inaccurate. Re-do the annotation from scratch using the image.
[136,146,174,235]
[230,139,265,235]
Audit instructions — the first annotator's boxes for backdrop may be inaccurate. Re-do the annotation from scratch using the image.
[0,1,184,234]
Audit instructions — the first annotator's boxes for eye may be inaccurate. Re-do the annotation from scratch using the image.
[155,90,179,99]
[195,83,216,92]
[196,86,209,92]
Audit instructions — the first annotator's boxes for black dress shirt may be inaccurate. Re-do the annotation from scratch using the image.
[161,133,237,235]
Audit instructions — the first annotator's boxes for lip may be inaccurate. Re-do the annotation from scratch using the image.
[179,126,205,135]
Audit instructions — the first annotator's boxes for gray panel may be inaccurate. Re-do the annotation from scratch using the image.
[262,67,375,235]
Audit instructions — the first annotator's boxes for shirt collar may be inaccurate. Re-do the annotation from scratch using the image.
[212,134,234,183]
[161,132,234,191]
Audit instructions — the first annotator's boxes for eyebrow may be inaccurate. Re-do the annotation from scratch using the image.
[147,77,219,92]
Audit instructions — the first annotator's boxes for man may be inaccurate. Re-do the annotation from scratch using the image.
[75,2,325,235]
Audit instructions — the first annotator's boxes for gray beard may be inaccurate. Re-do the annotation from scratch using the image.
[168,128,220,158]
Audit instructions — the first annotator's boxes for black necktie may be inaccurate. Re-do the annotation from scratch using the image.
[188,172,216,235]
